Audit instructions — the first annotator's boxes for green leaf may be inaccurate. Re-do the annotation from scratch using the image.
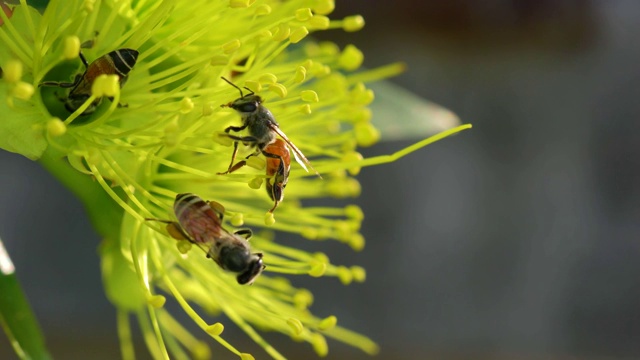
[369,80,461,141]
[0,83,47,160]
[0,239,52,360]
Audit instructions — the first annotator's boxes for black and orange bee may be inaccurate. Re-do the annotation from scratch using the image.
[40,48,138,115]
[221,138,291,213]
[217,76,320,177]
[147,193,265,285]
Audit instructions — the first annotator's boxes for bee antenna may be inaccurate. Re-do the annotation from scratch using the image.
[243,86,254,96]
[221,76,244,98]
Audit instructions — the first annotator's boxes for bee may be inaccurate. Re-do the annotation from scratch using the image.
[40,48,138,115]
[217,76,320,178]
[222,138,291,213]
[146,193,265,285]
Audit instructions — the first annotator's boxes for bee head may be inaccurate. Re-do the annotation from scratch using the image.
[236,253,265,285]
[223,94,262,113]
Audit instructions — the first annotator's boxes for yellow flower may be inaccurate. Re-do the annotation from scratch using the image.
[0,0,470,358]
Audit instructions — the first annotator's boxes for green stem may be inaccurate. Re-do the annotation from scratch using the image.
[38,146,124,239]
[0,239,52,360]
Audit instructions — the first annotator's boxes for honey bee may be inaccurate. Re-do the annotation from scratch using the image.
[222,138,291,213]
[40,48,138,115]
[217,76,320,178]
[146,193,265,285]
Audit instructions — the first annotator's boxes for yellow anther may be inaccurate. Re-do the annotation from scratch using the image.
[349,233,365,251]
[295,8,312,21]
[240,353,255,360]
[272,23,291,42]
[313,252,330,263]
[300,90,319,103]
[210,55,229,66]
[345,205,364,221]
[351,84,375,105]
[337,266,353,285]
[299,104,312,114]
[339,44,364,71]
[269,83,287,98]
[47,117,67,137]
[91,74,118,97]
[249,177,263,189]
[231,213,244,227]
[350,108,372,123]
[64,36,81,60]
[301,59,313,70]
[222,39,241,54]
[318,316,337,331]
[308,262,327,277]
[192,342,211,360]
[177,240,192,254]
[290,26,309,44]
[229,0,255,8]
[255,4,271,15]
[354,122,380,147]
[247,155,265,169]
[286,318,304,335]
[264,212,275,226]
[257,30,272,39]
[308,15,330,29]
[147,295,166,308]
[351,266,366,282]
[83,0,96,12]
[244,80,262,93]
[319,41,340,56]
[341,151,363,175]
[12,81,34,100]
[311,333,328,357]
[293,66,306,83]
[301,227,318,240]
[202,102,215,116]
[206,323,224,336]
[293,289,314,309]
[311,63,331,77]
[3,60,22,83]
[312,0,334,15]
[343,15,365,32]
[180,97,194,113]
[258,73,277,84]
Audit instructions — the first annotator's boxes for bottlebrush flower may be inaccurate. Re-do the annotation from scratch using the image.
[0,0,470,359]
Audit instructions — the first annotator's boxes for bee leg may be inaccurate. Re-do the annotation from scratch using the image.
[106,96,129,108]
[78,51,89,69]
[224,124,247,133]
[234,229,253,240]
[218,141,240,174]
[216,160,246,175]
[219,134,259,174]
[207,200,226,220]
[144,218,188,241]
[40,74,82,88]
[268,199,280,214]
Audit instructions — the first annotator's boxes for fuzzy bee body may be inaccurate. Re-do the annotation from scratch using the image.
[40,48,138,115]
[264,139,290,213]
[148,193,265,285]
[218,76,320,178]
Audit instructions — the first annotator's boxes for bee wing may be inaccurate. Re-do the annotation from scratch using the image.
[269,125,321,178]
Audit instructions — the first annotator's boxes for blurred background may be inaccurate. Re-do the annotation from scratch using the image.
[2,0,640,359]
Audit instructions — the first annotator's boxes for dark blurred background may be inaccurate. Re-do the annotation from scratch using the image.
[2,0,640,359]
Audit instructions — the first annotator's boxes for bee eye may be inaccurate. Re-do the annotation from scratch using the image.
[237,103,257,112]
